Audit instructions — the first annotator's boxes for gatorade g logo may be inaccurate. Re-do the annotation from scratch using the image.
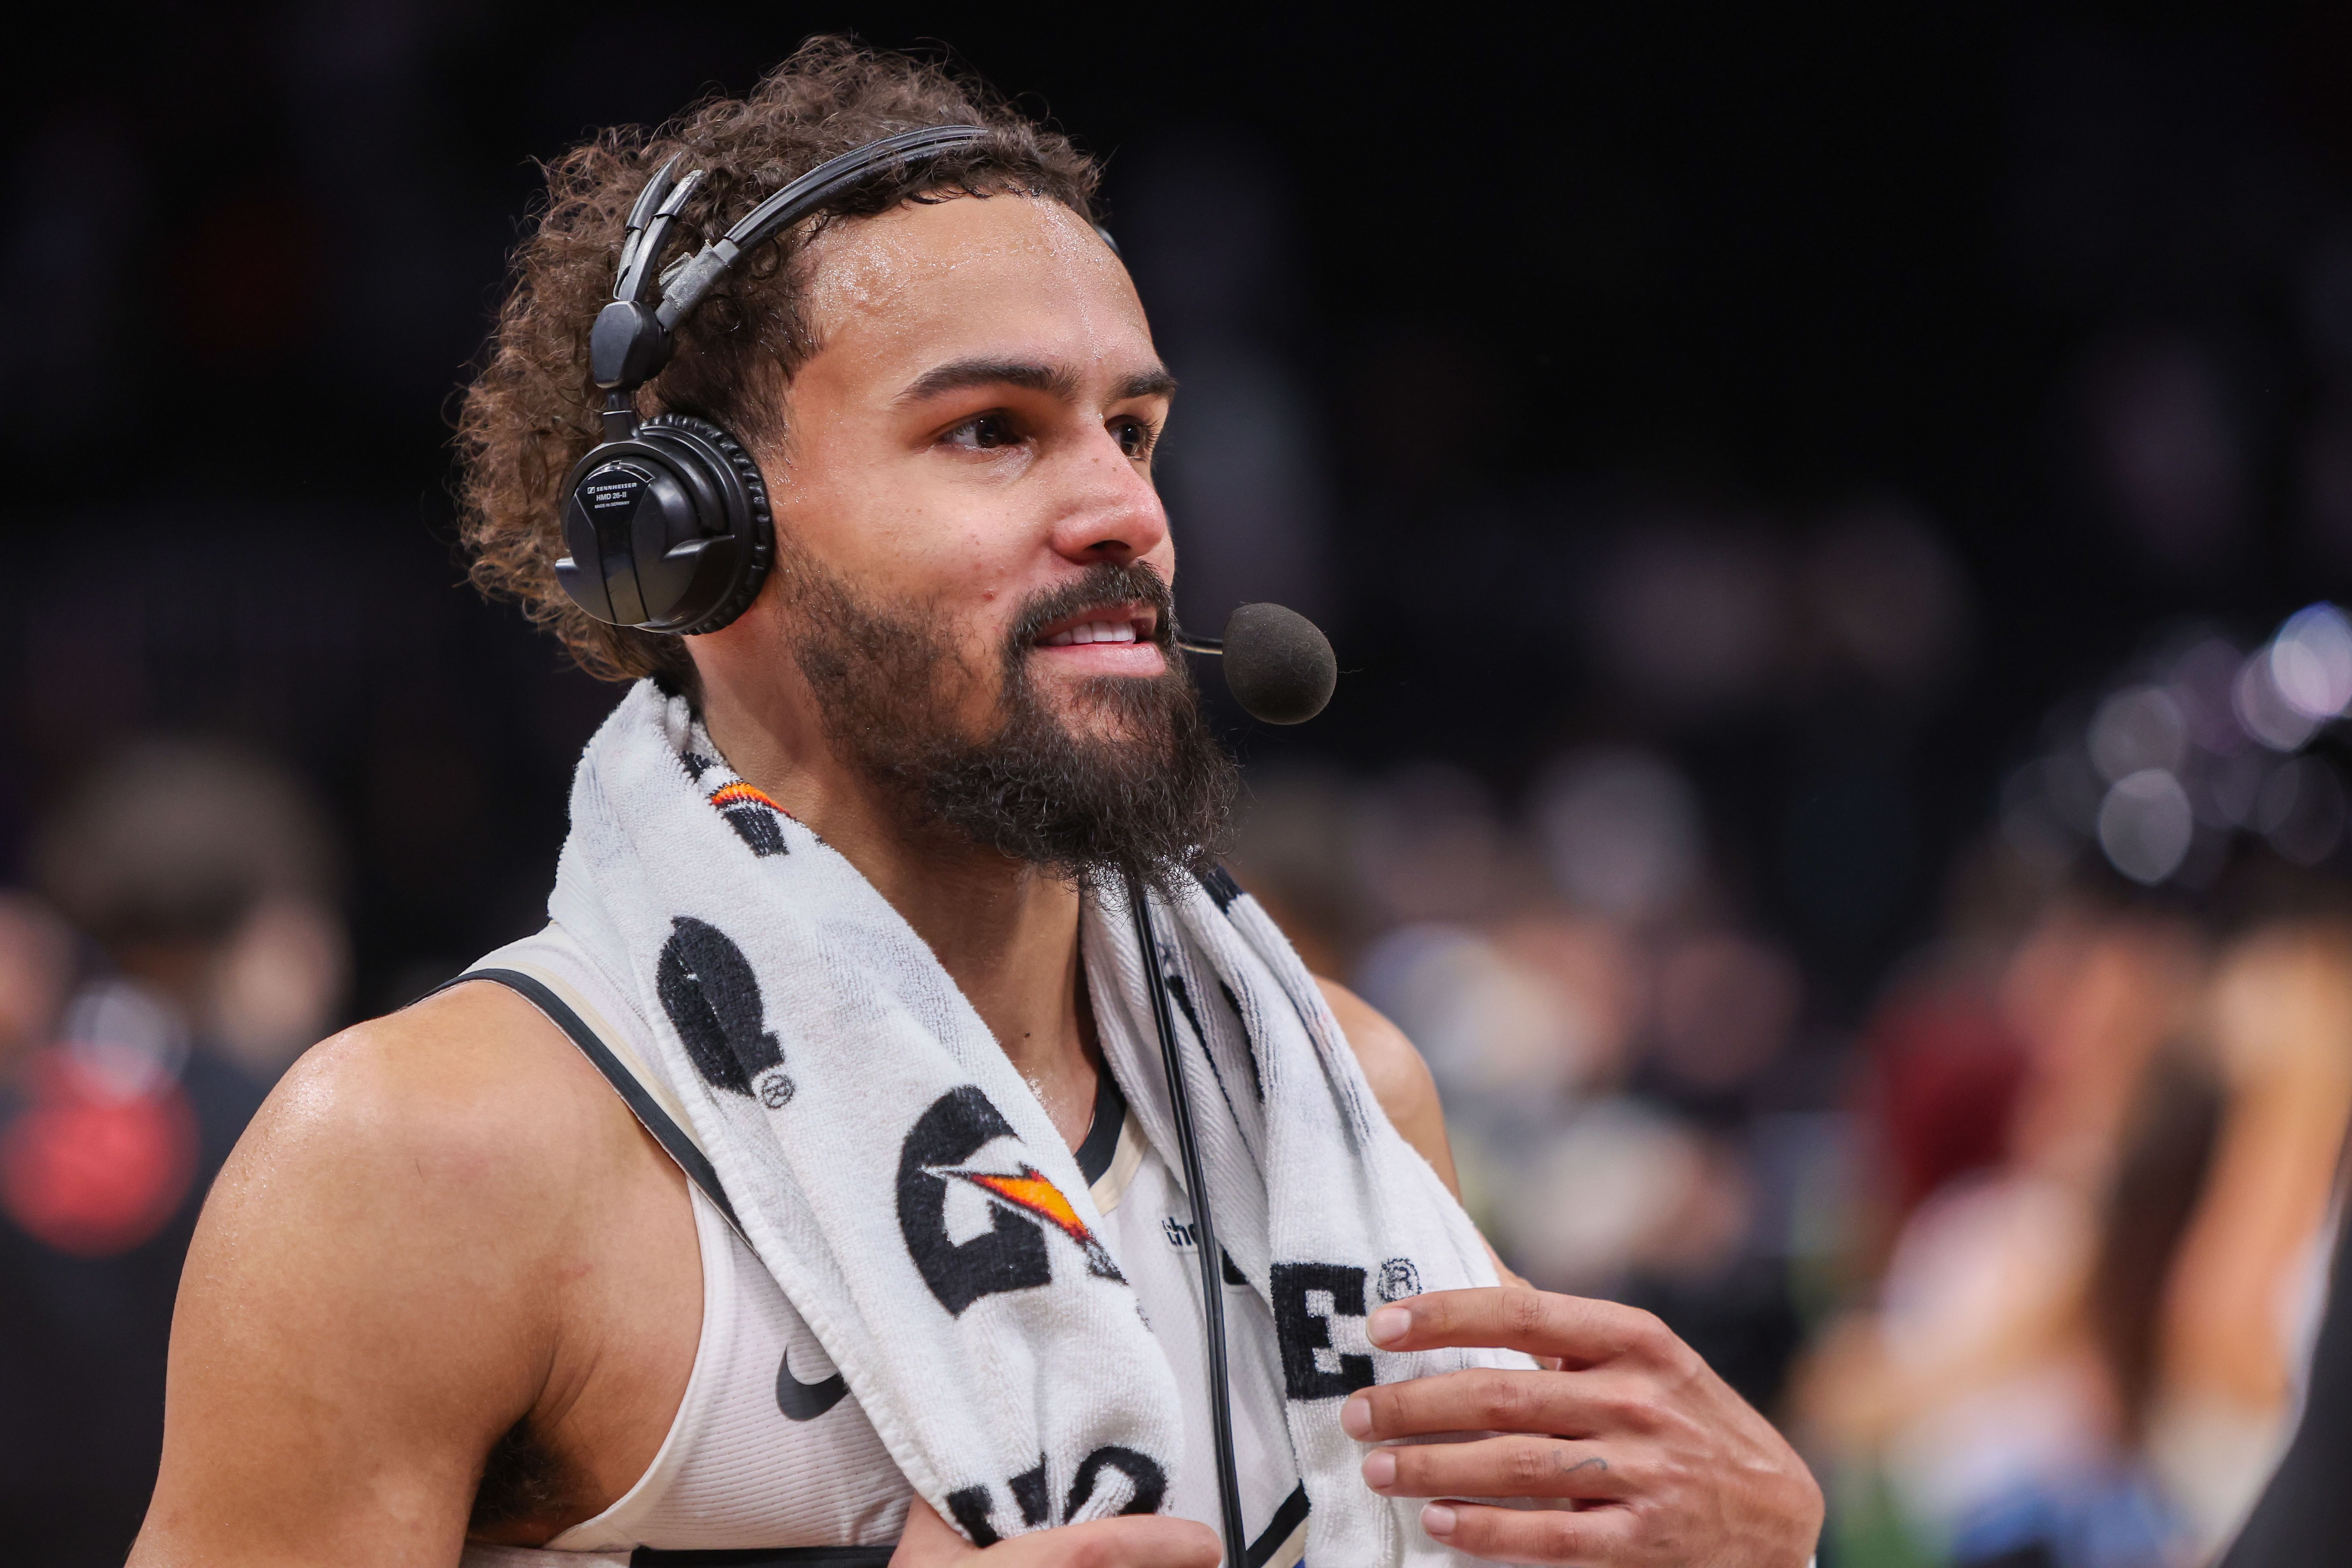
[897,1086,1122,1317]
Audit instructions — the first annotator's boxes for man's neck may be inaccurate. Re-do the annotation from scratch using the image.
[697,670,1100,1148]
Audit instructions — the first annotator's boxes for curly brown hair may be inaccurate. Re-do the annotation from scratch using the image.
[455,37,1102,684]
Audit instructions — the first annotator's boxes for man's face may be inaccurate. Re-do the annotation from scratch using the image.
[698,191,1234,881]
[752,192,1177,738]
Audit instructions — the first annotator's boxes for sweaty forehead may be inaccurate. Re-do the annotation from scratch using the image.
[795,194,1151,382]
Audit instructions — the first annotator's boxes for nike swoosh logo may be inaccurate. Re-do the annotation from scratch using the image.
[776,1344,849,1422]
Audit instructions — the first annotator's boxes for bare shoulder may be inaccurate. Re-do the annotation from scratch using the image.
[135,981,663,1565]
[1312,975,1457,1195]
[1313,975,1439,1119]
[206,981,638,1274]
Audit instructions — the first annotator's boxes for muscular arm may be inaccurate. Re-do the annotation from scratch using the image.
[130,984,695,1567]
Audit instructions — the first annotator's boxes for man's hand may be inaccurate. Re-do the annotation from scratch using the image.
[1343,1288,1822,1567]
[890,1494,1220,1568]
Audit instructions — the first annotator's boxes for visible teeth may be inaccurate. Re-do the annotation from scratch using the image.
[1041,619,1141,648]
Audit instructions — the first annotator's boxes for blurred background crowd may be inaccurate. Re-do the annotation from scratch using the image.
[6,4,2352,1565]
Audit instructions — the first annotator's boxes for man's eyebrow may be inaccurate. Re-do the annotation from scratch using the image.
[893,356,1178,405]
[896,357,1079,404]
[1115,366,1179,402]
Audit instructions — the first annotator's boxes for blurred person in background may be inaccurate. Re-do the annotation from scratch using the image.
[2212,1116,2352,1566]
[1795,882,2207,1568]
[2146,914,2352,1552]
[33,738,350,1086]
[1797,871,2352,1568]
[1788,606,2352,1568]
[0,738,346,1566]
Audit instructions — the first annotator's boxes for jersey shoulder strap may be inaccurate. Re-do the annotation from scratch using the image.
[439,960,745,1239]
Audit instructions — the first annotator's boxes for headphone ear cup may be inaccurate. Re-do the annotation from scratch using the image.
[634,413,775,635]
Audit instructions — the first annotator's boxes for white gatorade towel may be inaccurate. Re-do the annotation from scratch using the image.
[546,679,1531,1564]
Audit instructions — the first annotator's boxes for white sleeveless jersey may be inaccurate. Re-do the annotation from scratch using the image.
[457,926,1308,1568]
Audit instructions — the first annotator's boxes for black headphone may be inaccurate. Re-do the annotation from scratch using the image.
[554,125,987,635]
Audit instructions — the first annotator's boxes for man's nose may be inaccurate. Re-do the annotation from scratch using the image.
[1048,430,1171,567]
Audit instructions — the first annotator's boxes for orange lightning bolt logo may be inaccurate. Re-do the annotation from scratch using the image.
[708,781,786,814]
[935,1162,1124,1282]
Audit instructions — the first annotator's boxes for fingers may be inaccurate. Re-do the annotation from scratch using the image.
[1368,1288,1681,1371]
[1361,1435,1627,1502]
[1342,1367,1657,1443]
[1418,1500,1635,1566]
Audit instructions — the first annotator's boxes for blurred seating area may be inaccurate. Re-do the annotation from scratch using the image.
[1213,605,2352,1568]
[0,742,343,1560]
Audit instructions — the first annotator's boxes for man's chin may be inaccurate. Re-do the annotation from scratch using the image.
[1042,671,1187,732]
[1020,719,1172,780]
[911,689,1235,891]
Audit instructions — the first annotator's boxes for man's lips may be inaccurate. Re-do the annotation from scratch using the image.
[1032,604,1160,649]
[1027,602,1167,677]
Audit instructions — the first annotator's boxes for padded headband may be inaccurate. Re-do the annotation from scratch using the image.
[589,124,989,396]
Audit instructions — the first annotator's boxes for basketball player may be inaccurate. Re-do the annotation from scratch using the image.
[130,41,1821,1568]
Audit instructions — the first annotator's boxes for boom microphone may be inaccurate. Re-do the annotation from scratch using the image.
[1176,602,1338,725]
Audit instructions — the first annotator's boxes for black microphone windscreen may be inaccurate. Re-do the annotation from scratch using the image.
[1219,603,1337,724]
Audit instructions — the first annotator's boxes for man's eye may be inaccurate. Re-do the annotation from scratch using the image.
[1113,418,1155,459]
[946,412,1020,450]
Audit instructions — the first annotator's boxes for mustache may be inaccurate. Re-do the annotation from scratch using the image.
[1004,561,1176,656]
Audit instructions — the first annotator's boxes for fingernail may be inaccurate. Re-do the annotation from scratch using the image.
[1368,1305,1410,1346]
[1340,1395,1372,1438]
[1361,1448,1396,1489]
[1422,1503,1458,1537]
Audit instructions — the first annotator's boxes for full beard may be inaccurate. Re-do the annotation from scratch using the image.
[775,550,1239,895]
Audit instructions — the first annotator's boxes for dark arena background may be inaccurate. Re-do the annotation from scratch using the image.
[6,5,2352,1566]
